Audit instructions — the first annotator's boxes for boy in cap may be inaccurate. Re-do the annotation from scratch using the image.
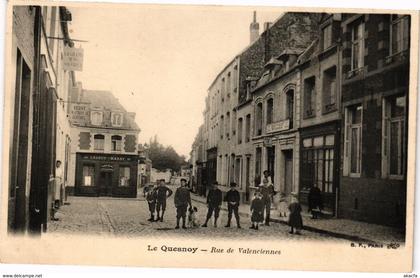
[146,183,157,221]
[224,182,241,228]
[174,178,192,229]
[155,179,173,222]
[202,181,222,227]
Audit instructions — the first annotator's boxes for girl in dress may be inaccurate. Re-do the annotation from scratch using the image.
[250,192,265,230]
[288,192,303,235]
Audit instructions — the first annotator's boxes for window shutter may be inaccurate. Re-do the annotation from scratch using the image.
[343,108,349,176]
[381,99,389,178]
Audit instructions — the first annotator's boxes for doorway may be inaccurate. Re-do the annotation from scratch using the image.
[284,150,293,195]
[267,146,275,182]
[245,156,251,202]
[100,172,113,196]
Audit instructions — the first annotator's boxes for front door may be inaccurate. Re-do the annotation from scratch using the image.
[284,150,293,195]
[100,172,113,196]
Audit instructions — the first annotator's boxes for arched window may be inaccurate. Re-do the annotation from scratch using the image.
[286,90,294,129]
[266,98,274,125]
[111,135,122,151]
[94,134,105,150]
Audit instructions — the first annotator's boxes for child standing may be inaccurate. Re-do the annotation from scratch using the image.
[250,192,264,230]
[288,192,303,235]
[146,184,157,222]
[278,192,288,218]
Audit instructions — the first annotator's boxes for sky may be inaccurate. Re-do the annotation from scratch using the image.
[67,4,284,158]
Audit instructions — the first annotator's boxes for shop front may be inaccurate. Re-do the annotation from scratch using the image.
[299,121,340,216]
[75,153,138,198]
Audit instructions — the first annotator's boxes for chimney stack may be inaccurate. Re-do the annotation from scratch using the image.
[249,11,259,44]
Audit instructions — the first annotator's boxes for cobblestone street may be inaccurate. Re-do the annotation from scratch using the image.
[48,187,348,243]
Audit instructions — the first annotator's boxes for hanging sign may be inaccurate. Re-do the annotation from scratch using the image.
[63,46,84,71]
[69,103,90,124]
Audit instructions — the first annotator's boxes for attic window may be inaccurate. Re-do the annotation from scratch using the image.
[112,112,123,127]
[322,24,333,50]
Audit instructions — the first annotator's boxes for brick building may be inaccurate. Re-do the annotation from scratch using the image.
[338,14,410,227]
[68,87,140,198]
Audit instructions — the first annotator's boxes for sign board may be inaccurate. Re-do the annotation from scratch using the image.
[69,103,90,124]
[63,46,84,71]
[266,119,290,133]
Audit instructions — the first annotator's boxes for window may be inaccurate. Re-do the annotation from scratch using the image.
[220,115,224,139]
[82,165,95,186]
[226,112,230,138]
[255,103,263,136]
[266,98,274,125]
[383,95,406,177]
[390,15,410,55]
[286,90,294,129]
[111,135,122,151]
[304,77,316,118]
[119,166,130,186]
[111,112,123,127]
[344,105,362,176]
[221,78,225,101]
[245,114,251,142]
[323,67,337,112]
[227,72,231,95]
[91,111,103,126]
[351,21,365,70]
[232,110,237,135]
[301,135,335,193]
[238,117,243,144]
[322,24,333,50]
[94,134,105,150]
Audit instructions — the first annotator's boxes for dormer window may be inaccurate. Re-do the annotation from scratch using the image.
[91,111,103,126]
[111,112,123,127]
[322,24,333,50]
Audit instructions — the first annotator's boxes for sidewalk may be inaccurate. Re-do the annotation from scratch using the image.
[190,193,405,245]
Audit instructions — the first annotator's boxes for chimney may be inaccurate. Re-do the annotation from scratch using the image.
[249,11,259,44]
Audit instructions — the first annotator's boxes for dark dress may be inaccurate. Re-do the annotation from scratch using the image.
[308,186,323,211]
[288,202,303,229]
[250,198,265,222]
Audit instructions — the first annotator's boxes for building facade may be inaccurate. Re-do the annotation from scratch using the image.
[68,88,140,198]
[338,14,409,227]
[7,6,75,233]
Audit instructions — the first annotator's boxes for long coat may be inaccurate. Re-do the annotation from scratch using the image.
[288,202,303,229]
[250,198,265,222]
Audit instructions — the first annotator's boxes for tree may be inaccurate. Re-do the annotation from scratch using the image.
[146,136,187,172]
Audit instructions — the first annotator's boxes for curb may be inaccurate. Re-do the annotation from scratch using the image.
[191,194,377,244]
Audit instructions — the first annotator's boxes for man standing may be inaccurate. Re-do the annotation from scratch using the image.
[55,160,64,209]
[259,178,272,226]
[155,179,173,222]
[224,182,241,228]
[146,184,157,221]
[174,178,192,229]
[202,181,222,228]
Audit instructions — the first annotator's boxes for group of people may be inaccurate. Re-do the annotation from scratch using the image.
[143,169,319,235]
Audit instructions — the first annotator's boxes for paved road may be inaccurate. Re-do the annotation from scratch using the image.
[48,185,349,242]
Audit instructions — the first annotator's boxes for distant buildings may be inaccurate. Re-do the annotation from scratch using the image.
[68,87,140,198]
[190,12,410,228]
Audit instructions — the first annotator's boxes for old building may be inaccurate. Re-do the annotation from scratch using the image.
[68,87,140,198]
[297,14,342,216]
[194,12,319,201]
[8,6,75,233]
[338,14,410,227]
[251,49,304,201]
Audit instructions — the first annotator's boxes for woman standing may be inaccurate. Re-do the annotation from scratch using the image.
[288,192,303,235]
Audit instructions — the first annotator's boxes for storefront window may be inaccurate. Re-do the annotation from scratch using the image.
[82,165,95,186]
[301,135,335,193]
[119,166,130,186]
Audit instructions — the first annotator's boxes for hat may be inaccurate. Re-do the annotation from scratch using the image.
[180,178,187,183]
[230,182,237,187]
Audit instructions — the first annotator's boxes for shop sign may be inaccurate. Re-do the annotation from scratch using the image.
[63,46,84,71]
[69,103,90,124]
[82,154,135,162]
[101,164,114,171]
[267,119,290,133]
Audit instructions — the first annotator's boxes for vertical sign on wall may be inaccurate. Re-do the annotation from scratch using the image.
[63,46,84,71]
